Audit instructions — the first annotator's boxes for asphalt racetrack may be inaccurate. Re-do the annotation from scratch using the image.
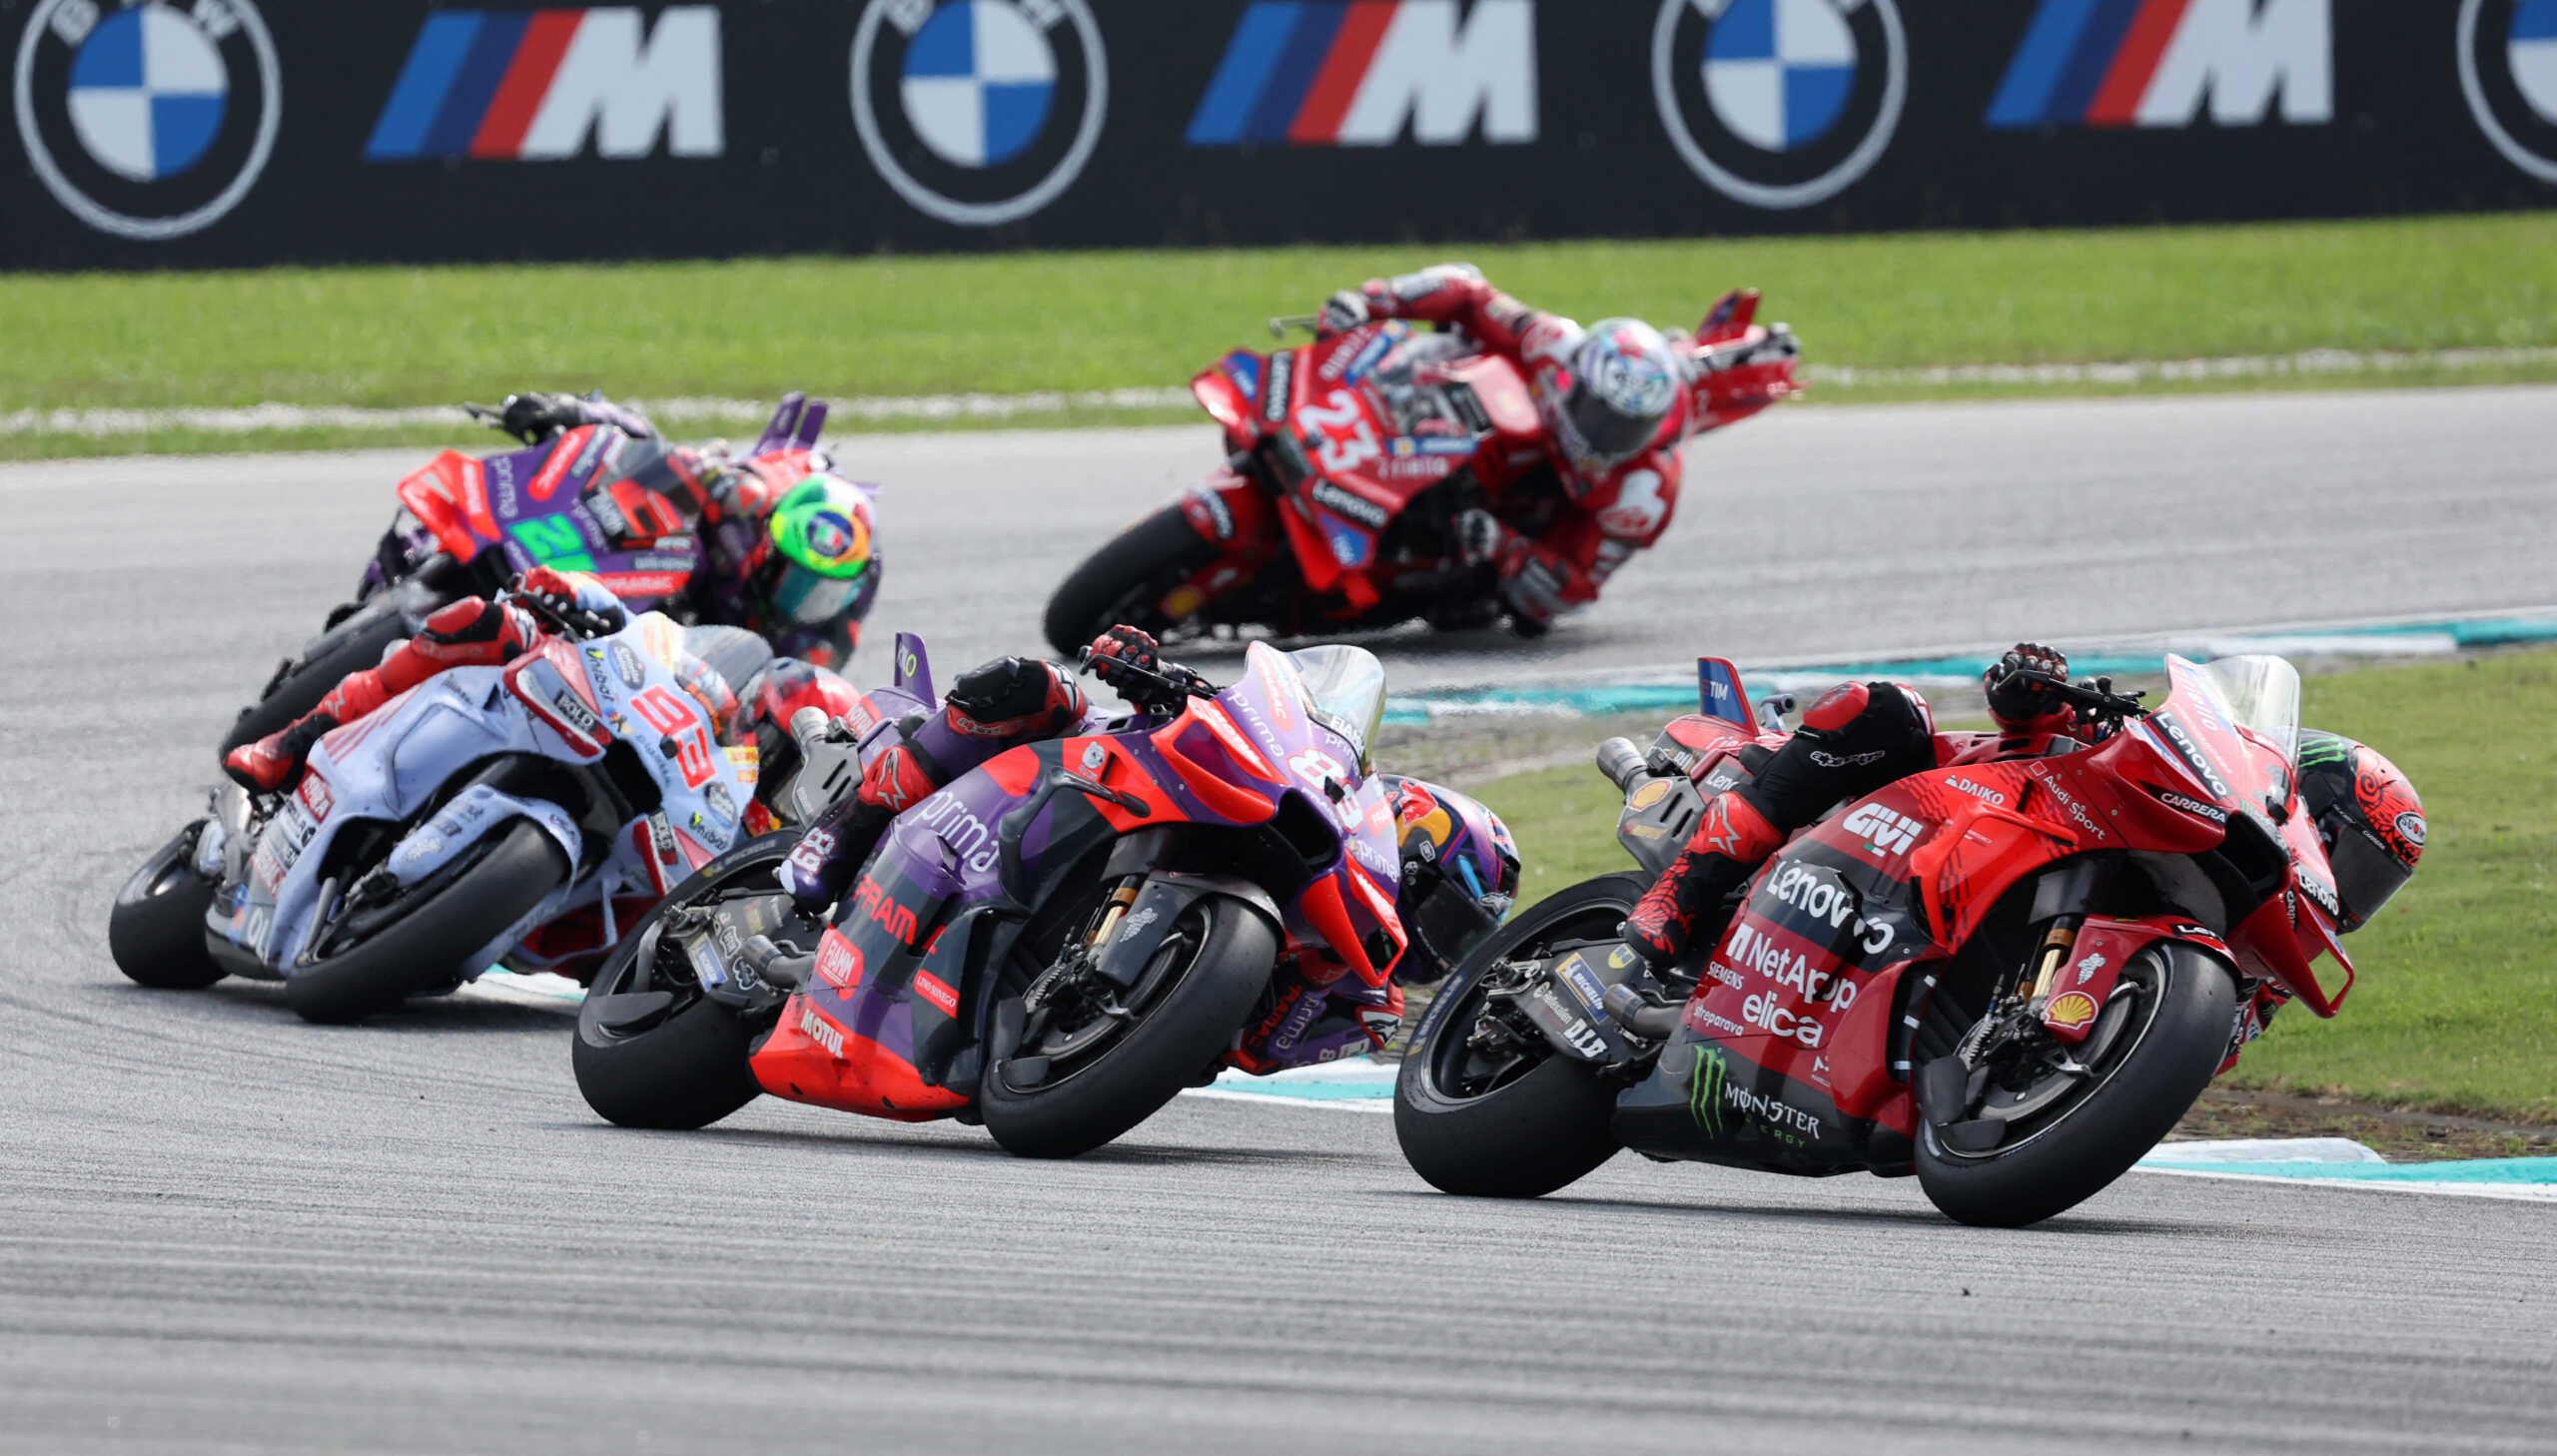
[3,387,2553,1453]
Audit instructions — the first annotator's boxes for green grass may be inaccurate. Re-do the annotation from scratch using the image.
[1471,649,2557,1122]
[2,211,2554,458]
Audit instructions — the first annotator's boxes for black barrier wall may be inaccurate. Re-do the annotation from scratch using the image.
[5,0,2554,268]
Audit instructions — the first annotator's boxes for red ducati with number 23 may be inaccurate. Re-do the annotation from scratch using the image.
[1041,297,1798,653]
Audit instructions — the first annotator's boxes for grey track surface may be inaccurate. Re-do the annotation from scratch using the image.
[4,389,2555,1454]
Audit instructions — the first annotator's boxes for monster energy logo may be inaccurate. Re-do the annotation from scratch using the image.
[1688,1047,1729,1137]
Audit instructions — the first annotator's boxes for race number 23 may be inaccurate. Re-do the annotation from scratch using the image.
[1298,389,1379,473]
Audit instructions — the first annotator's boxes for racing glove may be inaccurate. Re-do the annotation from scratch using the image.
[1493,542,1568,639]
[1084,626,1203,712]
[511,566,628,639]
[1983,642,2072,731]
[495,390,656,444]
[1317,290,1373,339]
[1452,507,1508,568]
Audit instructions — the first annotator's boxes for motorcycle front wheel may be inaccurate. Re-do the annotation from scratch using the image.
[1041,505,1219,659]
[1915,941,2235,1227]
[1392,873,1644,1198]
[284,819,567,1025]
[981,895,1276,1159]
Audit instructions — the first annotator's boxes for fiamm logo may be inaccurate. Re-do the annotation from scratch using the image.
[13,0,282,240]
[2460,0,2557,184]
[366,7,723,161]
[1186,0,1536,148]
[1986,0,2330,130]
[1650,0,1908,211]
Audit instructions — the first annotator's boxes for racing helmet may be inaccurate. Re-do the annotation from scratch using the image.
[2295,730,2424,933]
[1379,775,1521,985]
[1550,319,1687,475]
[732,657,866,795]
[750,475,875,629]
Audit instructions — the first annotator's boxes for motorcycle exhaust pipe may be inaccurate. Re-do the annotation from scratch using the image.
[1601,982,1686,1041]
[1595,737,1646,793]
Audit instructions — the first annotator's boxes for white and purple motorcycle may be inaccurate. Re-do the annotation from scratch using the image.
[111,612,806,1024]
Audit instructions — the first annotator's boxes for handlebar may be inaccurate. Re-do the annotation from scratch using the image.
[2011,668,2147,722]
[1269,314,1319,339]
[1074,650,1219,707]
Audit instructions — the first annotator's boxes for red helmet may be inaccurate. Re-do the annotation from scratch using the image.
[2295,730,2424,933]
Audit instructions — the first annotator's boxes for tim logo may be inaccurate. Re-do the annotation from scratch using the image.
[1987,0,2331,130]
[1187,0,1536,147]
[365,7,722,162]
[12,0,283,240]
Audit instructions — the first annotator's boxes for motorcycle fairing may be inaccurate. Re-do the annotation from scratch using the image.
[392,425,701,609]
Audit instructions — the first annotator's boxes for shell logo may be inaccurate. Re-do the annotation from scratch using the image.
[2044,990,2101,1036]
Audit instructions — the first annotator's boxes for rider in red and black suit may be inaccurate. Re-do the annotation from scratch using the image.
[1622,644,2085,969]
[1316,264,1696,635]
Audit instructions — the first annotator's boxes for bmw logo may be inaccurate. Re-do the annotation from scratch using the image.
[2459,0,2557,185]
[12,0,280,240]
[849,0,1108,228]
[1650,0,1905,210]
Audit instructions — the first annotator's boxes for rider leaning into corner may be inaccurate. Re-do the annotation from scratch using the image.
[224,565,862,814]
[470,390,883,668]
[1619,644,2429,1070]
[1315,263,1773,636]
[777,626,1523,1067]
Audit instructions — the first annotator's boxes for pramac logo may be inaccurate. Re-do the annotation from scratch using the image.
[1650,0,1906,210]
[13,0,281,240]
[849,0,1109,227]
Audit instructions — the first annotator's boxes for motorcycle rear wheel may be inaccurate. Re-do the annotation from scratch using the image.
[1392,873,1646,1198]
[108,822,226,991]
[572,837,799,1129]
[284,819,567,1026]
[219,608,412,756]
[982,896,1276,1159]
[1042,505,1218,659]
[1916,942,2234,1227]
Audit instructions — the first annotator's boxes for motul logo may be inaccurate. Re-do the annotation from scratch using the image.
[1988,0,2331,130]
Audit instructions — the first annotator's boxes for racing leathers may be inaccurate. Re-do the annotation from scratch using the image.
[1321,265,1686,632]
[482,391,880,667]
[1620,643,2307,1073]
[222,567,733,794]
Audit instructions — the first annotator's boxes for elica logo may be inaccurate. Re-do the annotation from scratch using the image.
[851,0,1108,228]
[1186,0,1536,148]
[1650,0,1908,210]
[2461,0,2557,184]
[13,0,281,240]
[366,8,722,163]
[1987,0,2331,130]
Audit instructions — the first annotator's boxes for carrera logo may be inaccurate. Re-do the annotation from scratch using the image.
[2150,784,2229,824]
[1187,0,1536,147]
[1842,801,1921,858]
[1989,0,2331,130]
[366,7,723,162]
[1310,480,1391,529]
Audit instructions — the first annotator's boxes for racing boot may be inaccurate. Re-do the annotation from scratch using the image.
[777,737,944,915]
[1621,792,1784,969]
[223,712,340,794]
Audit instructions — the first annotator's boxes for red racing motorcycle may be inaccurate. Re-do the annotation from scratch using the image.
[1041,293,1799,654]
[1395,652,2356,1226]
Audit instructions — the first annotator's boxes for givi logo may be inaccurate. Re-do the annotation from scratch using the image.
[1987,0,2331,129]
[1187,0,1537,147]
[365,7,723,161]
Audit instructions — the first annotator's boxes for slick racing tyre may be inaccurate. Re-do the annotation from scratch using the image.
[220,608,410,756]
[109,822,227,991]
[1916,941,2236,1228]
[572,835,801,1130]
[1042,505,1219,659]
[1394,873,1646,1198]
[982,895,1277,1159]
[285,819,568,1026]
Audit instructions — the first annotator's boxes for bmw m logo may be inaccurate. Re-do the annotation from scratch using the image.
[849,0,1108,228]
[12,0,280,240]
[2460,0,2557,186]
[1649,0,1905,210]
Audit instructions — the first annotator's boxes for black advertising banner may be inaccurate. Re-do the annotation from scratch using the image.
[3,0,2553,269]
